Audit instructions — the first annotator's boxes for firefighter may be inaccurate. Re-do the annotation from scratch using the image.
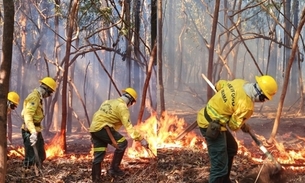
[90,87,148,182]
[197,75,277,183]
[7,91,20,143]
[7,91,20,110]
[21,77,57,168]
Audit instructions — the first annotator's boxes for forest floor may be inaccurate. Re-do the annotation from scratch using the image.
[6,110,305,183]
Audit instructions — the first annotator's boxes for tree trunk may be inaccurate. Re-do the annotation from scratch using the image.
[283,0,292,93]
[53,0,61,131]
[151,0,157,65]
[138,45,157,124]
[67,38,78,134]
[291,0,299,100]
[124,0,132,86]
[176,3,185,90]
[268,8,305,143]
[132,0,141,122]
[207,0,220,100]
[60,0,79,152]
[166,0,175,89]
[0,0,15,181]
[157,0,165,114]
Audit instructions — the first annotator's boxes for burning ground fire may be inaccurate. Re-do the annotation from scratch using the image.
[7,112,305,171]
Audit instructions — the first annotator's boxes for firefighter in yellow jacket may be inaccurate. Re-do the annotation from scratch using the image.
[90,87,148,182]
[7,91,20,111]
[21,77,57,168]
[197,75,277,183]
[7,91,20,143]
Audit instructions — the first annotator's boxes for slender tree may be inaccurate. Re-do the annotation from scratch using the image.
[157,0,165,114]
[207,0,220,100]
[268,7,305,143]
[0,0,15,181]
[60,0,80,152]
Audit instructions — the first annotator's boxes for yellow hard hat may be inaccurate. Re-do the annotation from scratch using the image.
[122,87,137,101]
[255,75,277,100]
[215,80,227,91]
[40,77,57,91]
[8,91,20,105]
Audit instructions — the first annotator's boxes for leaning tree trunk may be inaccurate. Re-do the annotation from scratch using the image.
[60,0,79,152]
[207,0,220,100]
[138,44,157,124]
[0,0,15,181]
[268,8,305,143]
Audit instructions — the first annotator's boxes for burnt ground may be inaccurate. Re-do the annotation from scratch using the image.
[6,112,305,183]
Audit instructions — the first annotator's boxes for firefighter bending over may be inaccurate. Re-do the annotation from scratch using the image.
[90,87,148,182]
[197,75,277,183]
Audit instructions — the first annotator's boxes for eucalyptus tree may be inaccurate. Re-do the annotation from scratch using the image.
[0,0,15,181]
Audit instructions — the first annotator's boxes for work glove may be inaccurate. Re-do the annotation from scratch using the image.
[140,138,148,148]
[30,132,38,146]
[241,123,251,133]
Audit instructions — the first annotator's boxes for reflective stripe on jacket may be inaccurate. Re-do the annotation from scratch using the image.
[197,79,254,131]
[89,98,143,141]
[21,89,44,133]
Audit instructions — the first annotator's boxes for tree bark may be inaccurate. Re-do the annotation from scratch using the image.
[0,0,15,181]
[151,0,157,65]
[157,0,165,114]
[138,44,157,124]
[207,0,220,100]
[60,0,80,152]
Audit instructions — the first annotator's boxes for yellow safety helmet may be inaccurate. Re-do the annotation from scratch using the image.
[215,80,227,92]
[122,87,137,101]
[8,91,20,105]
[255,75,277,100]
[40,77,57,91]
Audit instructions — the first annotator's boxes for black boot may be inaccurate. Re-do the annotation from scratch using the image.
[92,163,101,182]
[108,150,125,177]
[224,157,234,183]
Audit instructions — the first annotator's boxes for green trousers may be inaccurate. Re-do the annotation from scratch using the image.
[200,128,237,183]
[21,129,46,168]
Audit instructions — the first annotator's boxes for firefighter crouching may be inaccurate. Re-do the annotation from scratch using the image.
[21,77,57,168]
[89,87,148,182]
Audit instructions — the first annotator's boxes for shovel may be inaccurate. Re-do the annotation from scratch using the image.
[248,129,282,173]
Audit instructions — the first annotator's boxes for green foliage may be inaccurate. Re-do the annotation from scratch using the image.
[120,28,129,36]
[50,0,116,29]
[98,7,113,23]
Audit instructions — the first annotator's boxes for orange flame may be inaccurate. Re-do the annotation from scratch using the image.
[127,111,205,158]
[7,112,305,171]
[45,133,64,158]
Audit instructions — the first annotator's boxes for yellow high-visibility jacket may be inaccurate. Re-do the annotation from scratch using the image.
[21,89,44,133]
[197,79,254,131]
[89,98,143,141]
